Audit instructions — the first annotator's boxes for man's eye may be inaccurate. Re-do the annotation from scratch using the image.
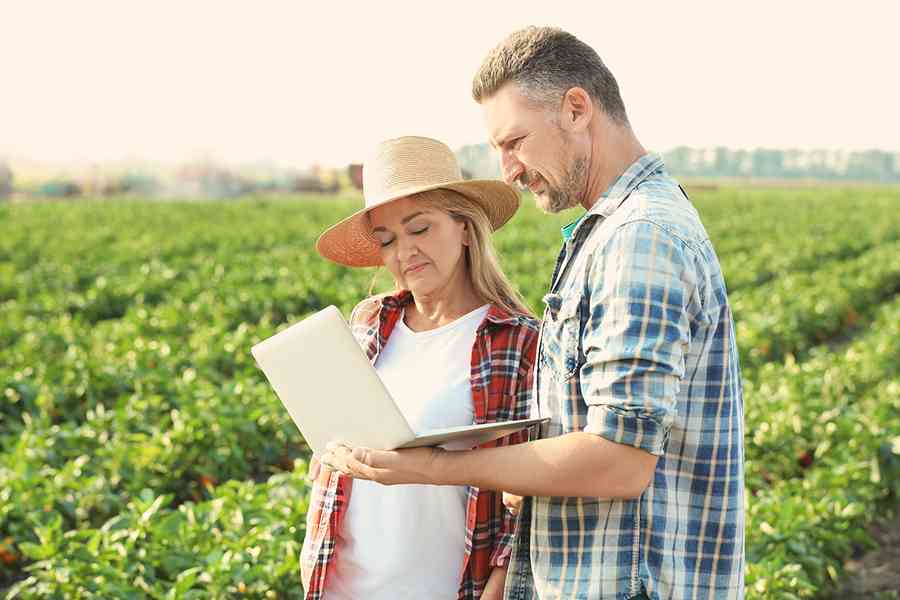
[379,238,394,247]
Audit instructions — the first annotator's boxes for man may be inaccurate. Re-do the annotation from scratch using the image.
[324,26,745,600]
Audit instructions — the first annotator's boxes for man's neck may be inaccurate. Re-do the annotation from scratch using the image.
[581,120,646,211]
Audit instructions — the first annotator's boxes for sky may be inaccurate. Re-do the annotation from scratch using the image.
[2,0,898,168]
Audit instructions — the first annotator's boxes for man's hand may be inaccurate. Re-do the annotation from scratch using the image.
[320,441,444,486]
[502,492,523,516]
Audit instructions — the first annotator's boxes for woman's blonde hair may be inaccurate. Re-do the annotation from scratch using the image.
[370,188,532,317]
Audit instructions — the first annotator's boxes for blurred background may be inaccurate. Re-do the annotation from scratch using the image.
[2,1,899,198]
[2,2,899,599]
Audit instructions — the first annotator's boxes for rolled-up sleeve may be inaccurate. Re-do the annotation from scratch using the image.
[581,220,695,455]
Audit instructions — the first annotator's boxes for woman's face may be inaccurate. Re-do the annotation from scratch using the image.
[368,196,469,297]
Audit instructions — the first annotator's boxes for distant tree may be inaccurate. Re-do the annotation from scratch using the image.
[39,179,82,198]
[0,162,11,199]
[751,149,784,178]
[663,146,693,175]
[847,150,895,182]
[713,147,735,177]
[348,164,363,190]
[453,143,900,183]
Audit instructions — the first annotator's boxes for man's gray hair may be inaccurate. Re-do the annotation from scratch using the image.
[472,26,629,125]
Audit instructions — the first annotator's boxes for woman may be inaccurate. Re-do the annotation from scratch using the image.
[300,136,538,600]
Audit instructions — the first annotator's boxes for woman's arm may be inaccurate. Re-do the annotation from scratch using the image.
[481,565,508,600]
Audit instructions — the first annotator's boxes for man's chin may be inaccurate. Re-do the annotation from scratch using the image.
[534,193,555,214]
[535,192,572,215]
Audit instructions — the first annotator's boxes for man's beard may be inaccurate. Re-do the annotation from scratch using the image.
[518,156,587,214]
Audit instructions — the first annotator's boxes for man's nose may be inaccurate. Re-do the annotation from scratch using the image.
[500,150,524,187]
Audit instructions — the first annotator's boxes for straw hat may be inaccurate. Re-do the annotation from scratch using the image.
[315,136,519,267]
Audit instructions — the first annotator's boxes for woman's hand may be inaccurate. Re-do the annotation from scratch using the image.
[320,441,443,486]
[502,492,523,516]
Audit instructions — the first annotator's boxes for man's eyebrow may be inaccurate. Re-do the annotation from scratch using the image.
[491,129,521,152]
[371,211,426,232]
[489,133,508,151]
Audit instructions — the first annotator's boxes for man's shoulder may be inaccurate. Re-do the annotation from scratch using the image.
[610,174,709,249]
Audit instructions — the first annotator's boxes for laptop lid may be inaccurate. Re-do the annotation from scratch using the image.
[252,305,550,458]
[250,305,415,457]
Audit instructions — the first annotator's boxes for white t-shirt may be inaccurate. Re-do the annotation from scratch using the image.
[325,304,490,600]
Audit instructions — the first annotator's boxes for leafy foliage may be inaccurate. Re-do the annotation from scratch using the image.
[1,188,899,598]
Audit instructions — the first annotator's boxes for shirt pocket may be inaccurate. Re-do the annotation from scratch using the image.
[539,292,582,382]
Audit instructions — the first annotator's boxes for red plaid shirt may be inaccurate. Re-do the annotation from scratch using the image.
[300,290,539,599]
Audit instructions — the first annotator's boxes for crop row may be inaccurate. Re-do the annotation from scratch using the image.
[2,192,898,598]
[730,241,900,370]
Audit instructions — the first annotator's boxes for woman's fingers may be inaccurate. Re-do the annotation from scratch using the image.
[322,442,379,479]
[503,492,523,516]
[322,441,356,476]
[345,448,382,479]
[320,444,440,486]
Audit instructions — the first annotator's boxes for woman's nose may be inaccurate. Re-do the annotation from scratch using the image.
[396,234,418,261]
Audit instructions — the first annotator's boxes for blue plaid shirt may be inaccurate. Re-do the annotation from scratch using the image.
[504,154,745,600]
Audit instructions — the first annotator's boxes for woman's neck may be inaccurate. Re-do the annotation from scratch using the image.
[405,281,484,332]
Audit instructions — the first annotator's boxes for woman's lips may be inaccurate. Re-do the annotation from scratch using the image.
[404,263,428,275]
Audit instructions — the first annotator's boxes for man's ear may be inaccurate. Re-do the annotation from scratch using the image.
[560,86,593,133]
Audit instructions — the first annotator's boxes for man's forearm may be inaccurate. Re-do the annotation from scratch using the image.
[434,432,657,499]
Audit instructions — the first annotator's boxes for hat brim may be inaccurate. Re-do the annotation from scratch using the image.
[315,179,519,267]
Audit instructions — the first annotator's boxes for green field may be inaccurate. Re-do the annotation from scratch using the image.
[2,187,899,599]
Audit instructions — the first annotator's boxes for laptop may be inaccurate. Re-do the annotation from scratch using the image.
[250,305,548,458]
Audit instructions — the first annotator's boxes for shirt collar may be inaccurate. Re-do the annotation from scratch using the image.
[561,212,586,241]
[379,289,521,327]
[587,152,665,220]
[380,289,413,310]
[555,153,664,245]
[483,303,523,326]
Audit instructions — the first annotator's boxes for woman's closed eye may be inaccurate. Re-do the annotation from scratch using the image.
[375,232,395,247]
[375,225,428,247]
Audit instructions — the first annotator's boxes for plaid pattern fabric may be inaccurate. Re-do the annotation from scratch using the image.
[300,290,540,599]
[504,155,745,600]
